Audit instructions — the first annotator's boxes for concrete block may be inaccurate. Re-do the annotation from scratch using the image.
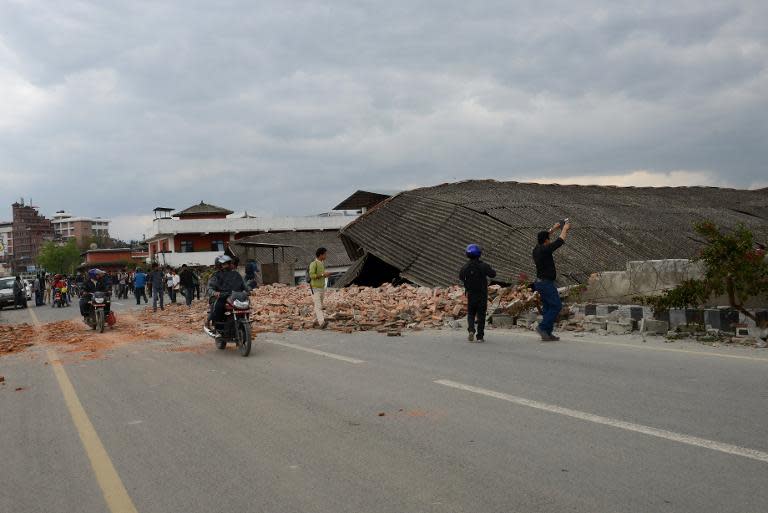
[669,309,705,329]
[641,319,669,335]
[491,314,516,329]
[596,305,619,316]
[584,319,607,332]
[653,310,670,323]
[516,318,532,328]
[669,309,686,329]
[629,306,644,321]
[584,304,597,316]
[606,320,634,334]
[704,309,739,332]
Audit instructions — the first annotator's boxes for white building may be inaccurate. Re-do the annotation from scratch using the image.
[144,201,358,267]
[51,211,110,244]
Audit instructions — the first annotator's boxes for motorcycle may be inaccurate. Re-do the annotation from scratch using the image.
[52,288,64,308]
[204,291,252,357]
[84,291,113,333]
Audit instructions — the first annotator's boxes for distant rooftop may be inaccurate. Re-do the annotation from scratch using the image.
[173,201,234,217]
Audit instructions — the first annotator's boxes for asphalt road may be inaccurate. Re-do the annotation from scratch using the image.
[2,307,768,513]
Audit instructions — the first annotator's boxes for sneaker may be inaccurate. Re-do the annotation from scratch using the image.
[467,332,475,342]
[548,334,560,341]
[536,327,549,340]
[476,337,484,343]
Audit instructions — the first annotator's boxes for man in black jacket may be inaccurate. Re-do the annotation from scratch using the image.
[532,219,571,341]
[207,255,247,326]
[179,264,196,307]
[459,244,497,342]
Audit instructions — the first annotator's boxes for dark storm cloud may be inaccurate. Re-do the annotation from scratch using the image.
[0,0,766,239]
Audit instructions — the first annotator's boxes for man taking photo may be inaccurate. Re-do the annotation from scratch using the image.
[532,219,571,341]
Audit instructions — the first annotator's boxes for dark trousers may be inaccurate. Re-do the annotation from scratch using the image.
[15,292,26,309]
[211,296,228,323]
[182,286,194,306]
[467,292,488,339]
[168,287,177,303]
[536,280,562,335]
[135,286,148,304]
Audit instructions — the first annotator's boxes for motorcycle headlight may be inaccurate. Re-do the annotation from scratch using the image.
[94,298,105,303]
[233,299,250,309]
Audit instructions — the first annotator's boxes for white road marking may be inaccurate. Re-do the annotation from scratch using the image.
[435,379,768,464]
[265,340,365,364]
[511,330,768,363]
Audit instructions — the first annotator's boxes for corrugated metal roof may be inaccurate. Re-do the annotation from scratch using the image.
[339,180,768,287]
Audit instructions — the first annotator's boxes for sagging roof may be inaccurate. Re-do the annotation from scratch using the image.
[338,180,768,287]
[333,189,397,211]
[173,201,234,217]
[232,230,352,269]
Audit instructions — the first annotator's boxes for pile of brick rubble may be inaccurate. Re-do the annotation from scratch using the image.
[140,283,540,335]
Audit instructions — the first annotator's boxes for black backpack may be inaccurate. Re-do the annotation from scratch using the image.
[462,260,487,293]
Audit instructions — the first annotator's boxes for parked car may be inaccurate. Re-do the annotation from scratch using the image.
[0,276,17,309]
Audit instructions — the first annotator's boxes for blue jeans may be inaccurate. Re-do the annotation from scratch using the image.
[536,280,562,335]
[152,287,164,311]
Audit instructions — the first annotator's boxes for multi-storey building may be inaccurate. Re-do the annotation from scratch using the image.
[51,211,110,245]
[11,201,53,272]
[0,221,13,274]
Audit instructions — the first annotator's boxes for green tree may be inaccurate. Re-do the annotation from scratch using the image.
[638,222,768,321]
[37,240,82,275]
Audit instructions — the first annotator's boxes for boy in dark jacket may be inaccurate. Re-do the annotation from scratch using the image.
[459,244,497,342]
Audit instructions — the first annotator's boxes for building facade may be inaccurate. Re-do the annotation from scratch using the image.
[11,201,53,272]
[52,211,110,245]
[0,222,12,275]
[82,248,149,272]
[145,201,358,267]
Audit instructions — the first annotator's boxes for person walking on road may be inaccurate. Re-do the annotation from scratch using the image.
[308,247,331,329]
[13,275,26,309]
[459,244,497,342]
[532,219,571,341]
[133,268,148,305]
[179,264,195,307]
[148,263,165,311]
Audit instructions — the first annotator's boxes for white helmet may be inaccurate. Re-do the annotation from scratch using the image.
[216,255,233,265]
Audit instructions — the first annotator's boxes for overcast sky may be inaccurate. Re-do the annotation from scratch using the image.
[1,0,766,240]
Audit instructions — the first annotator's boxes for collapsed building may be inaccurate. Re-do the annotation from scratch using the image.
[336,180,768,288]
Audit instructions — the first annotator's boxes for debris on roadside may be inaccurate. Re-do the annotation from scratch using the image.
[140,283,540,335]
[39,315,166,360]
[0,324,35,356]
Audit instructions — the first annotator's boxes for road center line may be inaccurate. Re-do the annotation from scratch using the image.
[435,379,768,464]
[264,340,366,364]
[28,308,140,513]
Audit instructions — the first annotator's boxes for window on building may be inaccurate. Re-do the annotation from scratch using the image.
[211,240,225,252]
[180,241,194,253]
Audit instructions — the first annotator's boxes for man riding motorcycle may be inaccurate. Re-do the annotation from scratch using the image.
[205,255,248,333]
[80,269,110,320]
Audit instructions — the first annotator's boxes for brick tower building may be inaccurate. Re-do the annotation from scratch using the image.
[11,200,53,272]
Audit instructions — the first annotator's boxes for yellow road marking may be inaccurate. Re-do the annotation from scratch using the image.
[28,308,139,513]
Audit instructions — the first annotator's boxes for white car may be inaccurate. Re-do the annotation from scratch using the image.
[0,277,16,309]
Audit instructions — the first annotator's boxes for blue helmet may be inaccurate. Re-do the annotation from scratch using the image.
[88,269,105,279]
[466,244,482,258]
